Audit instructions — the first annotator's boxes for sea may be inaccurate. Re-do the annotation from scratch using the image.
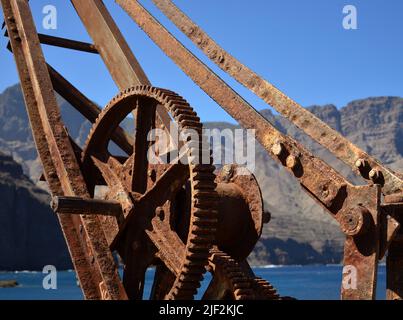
[0,265,387,300]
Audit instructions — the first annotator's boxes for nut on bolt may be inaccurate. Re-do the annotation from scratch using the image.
[340,207,370,236]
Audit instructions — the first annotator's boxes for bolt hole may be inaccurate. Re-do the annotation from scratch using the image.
[157,208,165,221]
[149,169,157,182]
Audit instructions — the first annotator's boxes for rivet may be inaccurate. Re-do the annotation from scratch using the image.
[286,155,298,170]
[369,169,380,181]
[148,169,157,182]
[355,158,366,169]
[271,142,284,157]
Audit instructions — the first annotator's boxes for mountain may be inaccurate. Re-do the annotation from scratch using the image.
[0,83,401,268]
[0,84,92,181]
[0,152,71,270]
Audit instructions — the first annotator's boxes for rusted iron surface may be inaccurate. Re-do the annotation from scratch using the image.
[38,33,99,53]
[4,0,126,300]
[52,196,123,217]
[151,0,403,196]
[215,165,263,261]
[340,185,381,300]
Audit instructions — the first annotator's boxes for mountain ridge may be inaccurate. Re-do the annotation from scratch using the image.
[0,83,401,268]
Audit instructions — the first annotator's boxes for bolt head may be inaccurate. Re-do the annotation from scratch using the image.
[286,155,298,169]
[355,158,365,168]
[271,143,284,156]
[221,164,234,181]
[369,169,380,181]
[340,207,369,236]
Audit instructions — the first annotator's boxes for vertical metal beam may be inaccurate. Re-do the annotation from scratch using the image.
[340,185,381,300]
[5,0,127,300]
[71,0,149,89]
[70,0,172,142]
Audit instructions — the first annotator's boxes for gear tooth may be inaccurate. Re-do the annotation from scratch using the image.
[207,249,281,300]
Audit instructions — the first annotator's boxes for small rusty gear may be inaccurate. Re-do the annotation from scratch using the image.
[81,85,218,299]
[203,249,280,300]
[251,277,280,300]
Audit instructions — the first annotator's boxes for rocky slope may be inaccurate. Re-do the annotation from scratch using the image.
[0,84,401,268]
[0,152,71,270]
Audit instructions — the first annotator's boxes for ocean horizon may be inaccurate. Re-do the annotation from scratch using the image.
[0,265,387,300]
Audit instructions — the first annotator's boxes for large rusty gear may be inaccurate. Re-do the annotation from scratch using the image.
[81,85,218,299]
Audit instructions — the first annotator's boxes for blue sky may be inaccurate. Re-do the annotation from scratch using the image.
[0,0,402,123]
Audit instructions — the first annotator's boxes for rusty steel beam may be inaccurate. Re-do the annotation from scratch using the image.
[340,185,380,300]
[151,0,403,196]
[4,0,127,300]
[38,33,99,54]
[47,63,134,154]
[71,0,149,89]
[70,0,172,137]
[52,196,123,217]
[1,0,104,300]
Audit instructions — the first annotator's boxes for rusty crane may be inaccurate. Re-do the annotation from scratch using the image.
[1,0,402,300]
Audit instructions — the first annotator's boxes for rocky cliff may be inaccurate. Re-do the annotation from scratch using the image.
[0,152,71,270]
[0,84,401,268]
